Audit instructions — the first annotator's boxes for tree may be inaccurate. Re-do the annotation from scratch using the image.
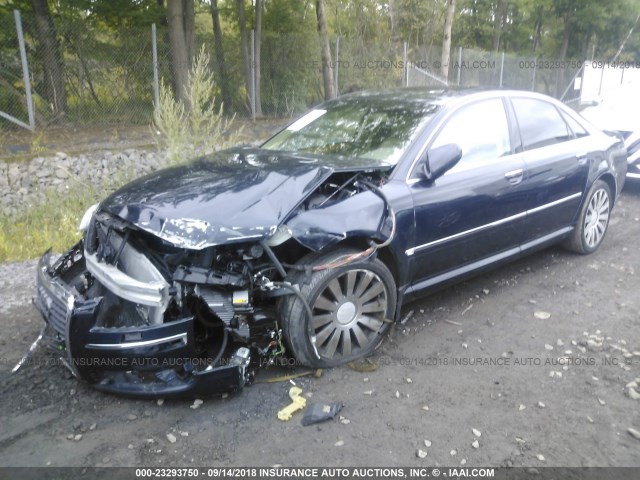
[30,0,67,117]
[167,0,194,107]
[440,0,456,79]
[492,0,508,52]
[236,0,252,112]
[254,0,263,117]
[316,0,335,100]
[210,0,233,110]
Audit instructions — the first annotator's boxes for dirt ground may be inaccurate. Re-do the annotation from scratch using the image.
[1,185,639,469]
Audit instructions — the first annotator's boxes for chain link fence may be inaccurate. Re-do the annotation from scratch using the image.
[0,7,632,135]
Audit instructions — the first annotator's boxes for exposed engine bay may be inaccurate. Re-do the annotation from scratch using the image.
[32,165,396,398]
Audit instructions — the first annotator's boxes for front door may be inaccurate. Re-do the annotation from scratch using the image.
[407,97,528,292]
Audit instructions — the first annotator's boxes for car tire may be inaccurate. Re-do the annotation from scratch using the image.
[280,248,396,368]
[565,179,612,254]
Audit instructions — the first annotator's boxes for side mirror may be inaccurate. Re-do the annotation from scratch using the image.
[422,143,463,181]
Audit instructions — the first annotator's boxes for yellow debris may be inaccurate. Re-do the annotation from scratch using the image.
[277,387,307,421]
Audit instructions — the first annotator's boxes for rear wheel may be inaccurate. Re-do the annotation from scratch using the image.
[565,180,611,254]
[280,248,396,367]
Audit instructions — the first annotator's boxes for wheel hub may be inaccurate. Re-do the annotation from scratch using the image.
[336,301,357,325]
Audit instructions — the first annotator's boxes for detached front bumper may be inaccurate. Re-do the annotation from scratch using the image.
[35,247,249,399]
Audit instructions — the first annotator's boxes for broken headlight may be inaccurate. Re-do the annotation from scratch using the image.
[78,203,99,232]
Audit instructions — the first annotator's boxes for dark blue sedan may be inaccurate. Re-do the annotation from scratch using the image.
[34,89,627,397]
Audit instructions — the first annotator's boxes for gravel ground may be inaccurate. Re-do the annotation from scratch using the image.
[0,185,639,469]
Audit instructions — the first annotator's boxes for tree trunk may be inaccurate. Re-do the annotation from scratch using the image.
[254,0,263,117]
[236,0,252,113]
[532,6,543,52]
[316,0,335,100]
[31,0,67,117]
[167,0,190,106]
[556,3,573,96]
[183,0,195,67]
[440,0,456,80]
[492,0,506,52]
[389,0,397,41]
[210,0,233,111]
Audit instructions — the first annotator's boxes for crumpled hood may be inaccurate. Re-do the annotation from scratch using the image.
[100,148,392,249]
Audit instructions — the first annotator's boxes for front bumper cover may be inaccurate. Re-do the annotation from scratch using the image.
[35,248,249,399]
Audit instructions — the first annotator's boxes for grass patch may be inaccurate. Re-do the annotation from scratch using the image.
[0,189,95,262]
[0,166,141,262]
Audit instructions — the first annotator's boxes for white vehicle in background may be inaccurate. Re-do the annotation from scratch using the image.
[581,89,640,180]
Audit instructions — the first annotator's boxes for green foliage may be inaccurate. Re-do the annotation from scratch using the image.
[0,161,141,261]
[0,191,84,262]
[154,46,240,164]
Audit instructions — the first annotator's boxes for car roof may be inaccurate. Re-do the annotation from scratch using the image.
[324,87,566,110]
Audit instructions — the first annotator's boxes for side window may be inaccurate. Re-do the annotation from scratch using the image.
[512,98,572,150]
[430,99,511,169]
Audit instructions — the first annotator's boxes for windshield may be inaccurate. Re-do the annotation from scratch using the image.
[262,97,438,164]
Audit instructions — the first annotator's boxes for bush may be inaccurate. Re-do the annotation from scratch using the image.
[153,46,241,164]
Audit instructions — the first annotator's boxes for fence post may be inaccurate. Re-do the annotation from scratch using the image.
[499,51,505,88]
[403,41,408,87]
[598,65,605,98]
[15,10,35,131]
[152,23,160,110]
[457,47,462,85]
[531,57,536,91]
[334,37,340,96]
[250,29,256,121]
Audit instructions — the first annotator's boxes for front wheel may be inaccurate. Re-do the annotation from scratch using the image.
[280,248,397,368]
[565,180,612,254]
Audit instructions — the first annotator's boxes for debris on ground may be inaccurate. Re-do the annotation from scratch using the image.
[534,312,551,320]
[301,402,343,426]
[627,388,640,400]
[400,310,414,325]
[277,387,307,421]
[348,359,379,372]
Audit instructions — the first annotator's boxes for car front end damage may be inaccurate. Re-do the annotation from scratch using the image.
[32,149,396,398]
[35,231,277,398]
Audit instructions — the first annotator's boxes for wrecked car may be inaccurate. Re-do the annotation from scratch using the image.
[580,90,640,181]
[32,89,627,398]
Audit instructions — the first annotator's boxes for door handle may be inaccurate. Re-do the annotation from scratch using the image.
[504,169,524,184]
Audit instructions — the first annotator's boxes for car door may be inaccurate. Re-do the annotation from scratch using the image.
[509,97,591,244]
[406,97,529,293]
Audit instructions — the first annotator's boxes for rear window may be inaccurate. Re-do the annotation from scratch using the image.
[512,98,572,150]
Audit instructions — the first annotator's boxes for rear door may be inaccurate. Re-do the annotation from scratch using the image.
[509,97,591,243]
[407,97,528,291]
